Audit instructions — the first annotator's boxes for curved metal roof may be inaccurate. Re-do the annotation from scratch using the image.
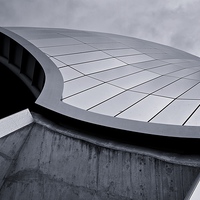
[2,27,200,138]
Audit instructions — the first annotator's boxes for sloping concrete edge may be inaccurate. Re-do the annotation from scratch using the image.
[0,109,33,138]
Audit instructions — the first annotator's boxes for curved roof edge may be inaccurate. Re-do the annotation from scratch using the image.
[1,27,200,139]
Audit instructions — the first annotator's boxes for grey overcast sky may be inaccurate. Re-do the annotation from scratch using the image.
[1,0,200,57]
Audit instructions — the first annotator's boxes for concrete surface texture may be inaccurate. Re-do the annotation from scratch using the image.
[0,113,199,200]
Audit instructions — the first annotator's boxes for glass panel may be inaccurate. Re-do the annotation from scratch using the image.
[30,37,81,47]
[127,43,152,49]
[136,48,164,53]
[151,99,200,125]
[16,33,65,40]
[149,64,183,75]
[146,53,174,59]
[62,76,102,98]
[167,68,200,78]
[111,38,152,49]
[133,60,167,69]
[89,91,147,116]
[179,83,200,99]
[118,54,154,64]
[185,106,200,126]
[59,30,98,37]
[132,76,178,93]
[90,43,128,50]
[154,79,199,98]
[72,58,126,74]
[73,36,115,43]
[49,57,65,68]
[110,71,160,89]
[60,67,83,82]
[40,44,96,56]
[104,49,141,57]
[186,71,200,80]
[90,65,142,82]
[176,60,200,67]
[117,95,172,122]
[63,84,123,110]
[55,51,110,65]
[162,59,189,64]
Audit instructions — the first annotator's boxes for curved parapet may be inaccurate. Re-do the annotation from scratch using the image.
[1,27,200,152]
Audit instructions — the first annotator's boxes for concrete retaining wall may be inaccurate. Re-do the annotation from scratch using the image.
[0,116,199,200]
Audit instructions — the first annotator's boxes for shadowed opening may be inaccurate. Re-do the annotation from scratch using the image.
[0,62,35,119]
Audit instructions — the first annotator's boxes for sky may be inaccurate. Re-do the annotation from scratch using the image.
[1,0,200,57]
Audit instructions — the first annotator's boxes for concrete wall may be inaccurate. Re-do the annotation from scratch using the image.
[0,116,199,200]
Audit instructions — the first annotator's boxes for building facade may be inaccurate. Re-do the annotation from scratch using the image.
[0,27,200,199]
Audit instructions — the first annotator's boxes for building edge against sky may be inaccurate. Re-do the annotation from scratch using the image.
[0,26,200,199]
